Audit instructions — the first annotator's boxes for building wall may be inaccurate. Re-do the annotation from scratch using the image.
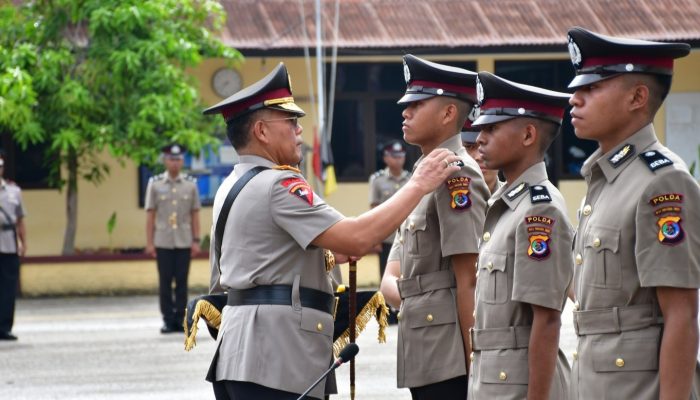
[22,50,700,255]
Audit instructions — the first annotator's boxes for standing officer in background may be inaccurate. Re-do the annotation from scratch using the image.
[468,72,573,400]
[380,55,489,400]
[460,121,501,194]
[567,27,700,399]
[0,155,26,341]
[145,144,201,334]
[202,62,461,400]
[369,140,410,279]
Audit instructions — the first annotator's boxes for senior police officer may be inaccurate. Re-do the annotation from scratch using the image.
[369,140,410,279]
[379,54,489,399]
[202,62,461,400]
[468,72,573,400]
[145,144,201,334]
[460,121,501,194]
[566,27,700,399]
[0,155,27,341]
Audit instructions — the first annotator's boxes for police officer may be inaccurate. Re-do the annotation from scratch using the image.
[369,140,410,279]
[145,144,201,334]
[0,155,27,341]
[566,27,700,399]
[467,72,573,400]
[460,121,501,194]
[202,62,461,400]
[379,55,489,400]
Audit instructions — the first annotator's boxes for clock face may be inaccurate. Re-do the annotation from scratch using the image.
[212,68,242,98]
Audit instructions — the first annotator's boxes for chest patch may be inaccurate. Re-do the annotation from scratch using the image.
[529,185,552,203]
[657,215,684,246]
[608,144,635,168]
[639,150,673,172]
[445,176,471,211]
[281,177,314,206]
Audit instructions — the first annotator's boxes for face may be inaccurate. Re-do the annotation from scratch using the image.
[164,156,183,174]
[260,110,304,166]
[569,76,631,141]
[476,119,522,171]
[383,153,406,170]
[401,98,442,146]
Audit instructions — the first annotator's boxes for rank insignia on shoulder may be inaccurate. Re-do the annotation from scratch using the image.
[446,176,471,210]
[274,165,302,174]
[506,182,529,201]
[529,185,552,203]
[608,144,635,168]
[657,215,684,246]
[281,177,313,206]
[639,150,673,172]
[528,234,551,260]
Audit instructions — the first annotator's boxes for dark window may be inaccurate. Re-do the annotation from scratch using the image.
[0,132,54,189]
[494,60,597,182]
[328,61,476,182]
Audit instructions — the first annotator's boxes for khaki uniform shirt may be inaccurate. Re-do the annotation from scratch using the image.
[468,162,573,400]
[0,180,25,254]
[211,155,343,400]
[369,168,410,243]
[388,134,489,388]
[571,124,700,399]
[145,173,200,249]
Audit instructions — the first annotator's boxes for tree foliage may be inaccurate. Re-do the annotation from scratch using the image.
[0,0,241,253]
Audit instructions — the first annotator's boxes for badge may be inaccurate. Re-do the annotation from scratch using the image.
[639,150,673,172]
[476,76,484,105]
[608,144,635,168]
[657,215,684,245]
[468,105,480,122]
[568,35,582,68]
[403,60,411,84]
[445,176,471,211]
[649,193,683,207]
[525,215,554,226]
[529,185,552,203]
[528,234,551,260]
[506,182,528,201]
[281,177,313,206]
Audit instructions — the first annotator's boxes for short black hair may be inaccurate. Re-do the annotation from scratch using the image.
[225,111,258,150]
[520,118,560,155]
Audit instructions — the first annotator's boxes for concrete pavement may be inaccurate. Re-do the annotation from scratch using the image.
[0,295,578,400]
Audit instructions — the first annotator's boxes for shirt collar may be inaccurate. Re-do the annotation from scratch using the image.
[413,134,463,170]
[238,154,279,169]
[582,124,658,183]
[492,161,549,210]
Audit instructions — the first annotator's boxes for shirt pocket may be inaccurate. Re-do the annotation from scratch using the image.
[592,328,660,372]
[478,252,508,304]
[299,307,334,339]
[405,213,429,257]
[479,353,529,385]
[585,225,621,289]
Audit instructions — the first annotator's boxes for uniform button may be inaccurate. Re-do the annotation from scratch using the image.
[316,323,323,332]
[426,314,434,322]
[483,232,491,242]
[487,262,494,271]
[397,313,402,321]
[399,236,404,244]
[575,253,583,265]
[472,310,476,318]
[409,221,415,230]
[582,205,592,216]
[499,371,507,381]
[573,351,578,361]
[400,274,404,279]
[573,301,580,311]
[615,358,625,368]
[593,238,601,248]
[171,188,177,193]
[470,352,474,362]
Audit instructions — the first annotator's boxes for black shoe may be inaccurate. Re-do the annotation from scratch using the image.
[0,332,18,341]
[160,324,181,334]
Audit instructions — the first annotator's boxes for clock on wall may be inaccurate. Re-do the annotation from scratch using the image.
[211,67,242,98]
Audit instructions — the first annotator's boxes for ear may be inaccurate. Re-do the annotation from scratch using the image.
[251,119,271,144]
[440,103,458,127]
[628,83,649,112]
[522,123,538,148]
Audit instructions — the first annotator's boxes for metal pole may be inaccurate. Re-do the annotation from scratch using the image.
[349,260,357,400]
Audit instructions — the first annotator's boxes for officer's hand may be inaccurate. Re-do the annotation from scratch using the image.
[18,241,26,257]
[145,244,156,258]
[409,148,461,194]
[191,242,201,257]
[334,252,361,265]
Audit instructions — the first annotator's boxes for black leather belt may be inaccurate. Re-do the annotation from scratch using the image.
[0,224,14,231]
[227,285,335,315]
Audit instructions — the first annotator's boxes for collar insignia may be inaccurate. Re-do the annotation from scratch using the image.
[506,182,529,201]
[639,150,673,172]
[608,144,635,168]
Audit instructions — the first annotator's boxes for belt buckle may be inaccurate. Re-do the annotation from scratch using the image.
[333,296,339,320]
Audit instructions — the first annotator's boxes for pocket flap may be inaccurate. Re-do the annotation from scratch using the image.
[406,213,427,233]
[407,302,456,328]
[480,354,529,384]
[300,308,333,338]
[479,252,507,274]
[592,336,659,372]
[585,226,620,253]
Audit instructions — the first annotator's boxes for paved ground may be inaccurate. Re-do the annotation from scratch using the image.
[0,295,579,400]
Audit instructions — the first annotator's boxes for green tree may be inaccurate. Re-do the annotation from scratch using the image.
[0,0,240,254]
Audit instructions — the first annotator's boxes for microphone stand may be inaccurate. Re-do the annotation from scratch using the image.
[295,361,342,400]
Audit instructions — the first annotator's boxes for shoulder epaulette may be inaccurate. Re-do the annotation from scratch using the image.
[529,185,552,203]
[371,169,387,179]
[639,150,673,172]
[273,165,301,174]
[184,174,197,182]
[149,173,165,183]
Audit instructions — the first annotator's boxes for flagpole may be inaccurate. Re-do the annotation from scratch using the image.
[349,260,357,400]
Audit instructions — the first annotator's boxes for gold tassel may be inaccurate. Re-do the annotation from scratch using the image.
[332,291,390,357]
[184,300,223,351]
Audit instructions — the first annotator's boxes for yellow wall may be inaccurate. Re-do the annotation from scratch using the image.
[23,50,700,255]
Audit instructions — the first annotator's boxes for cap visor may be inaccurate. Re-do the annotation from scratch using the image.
[270,102,306,117]
[397,92,435,105]
[568,73,621,89]
[460,131,479,143]
[471,114,515,128]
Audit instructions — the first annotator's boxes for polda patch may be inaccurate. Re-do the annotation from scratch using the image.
[528,234,551,260]
[649,193,683,207]
[525,215,555,226]
[281,177,313,206]
[657,215,684,246]
[446,176,471,211]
